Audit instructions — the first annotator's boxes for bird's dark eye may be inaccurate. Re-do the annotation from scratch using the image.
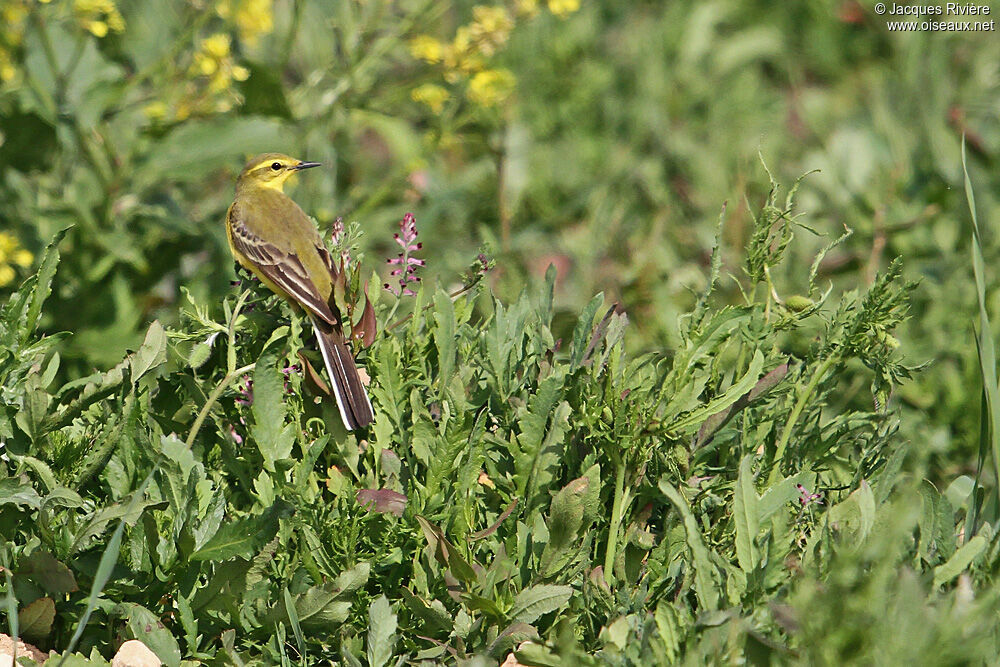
[270,162,282,171]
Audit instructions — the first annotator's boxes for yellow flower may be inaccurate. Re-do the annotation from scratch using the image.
[143,101,168,120]
[0,54,16,83]
[411,83,449,113]
[73,0,125,37]
[0,232,32,287]
[13,249,32,267]
[470,5,513,56]
[203,33,232,58]
[217,0,275,45]
[466,68,515,107]
[409,35,444,64]
[515,0,540,17]
[547,0,580,17]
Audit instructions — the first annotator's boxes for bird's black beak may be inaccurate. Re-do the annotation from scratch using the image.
[293,161,321,170]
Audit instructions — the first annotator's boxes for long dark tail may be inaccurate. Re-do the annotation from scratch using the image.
[310,317,374,431]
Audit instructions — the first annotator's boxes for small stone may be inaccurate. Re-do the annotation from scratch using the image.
[112,640,162,667]
[0,633,49,664]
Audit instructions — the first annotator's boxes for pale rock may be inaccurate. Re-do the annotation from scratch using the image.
[111,640,162,667]
[0,633,49,665]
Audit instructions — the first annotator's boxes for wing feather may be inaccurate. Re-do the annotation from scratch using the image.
[229,210,338,325]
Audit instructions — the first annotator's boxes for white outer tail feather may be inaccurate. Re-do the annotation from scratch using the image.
[311,319,373,431]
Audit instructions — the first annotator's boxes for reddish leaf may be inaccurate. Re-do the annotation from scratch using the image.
[356,488,407,517]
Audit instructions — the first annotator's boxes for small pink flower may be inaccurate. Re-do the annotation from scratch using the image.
[236,376,253,406]
[281,364,301,394]
[384,212,425,297]
[797,484,823,507]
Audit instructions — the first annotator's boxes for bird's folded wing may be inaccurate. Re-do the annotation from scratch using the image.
[229,214,338,326]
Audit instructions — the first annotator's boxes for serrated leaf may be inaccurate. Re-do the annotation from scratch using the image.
[367,595,397,667]
[23,227,68,343]
[0,478,42,510]
[191,500,294,561]
[510,585,573,624]
[130,320,167,381]
[569,293,604,371]
[332,562,370,595]
[660,478,720,611]
[252,352,294,470]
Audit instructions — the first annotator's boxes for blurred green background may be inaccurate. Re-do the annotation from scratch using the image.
[0,0,997,472]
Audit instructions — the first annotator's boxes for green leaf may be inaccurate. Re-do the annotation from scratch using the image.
[17,551,78,595]
[669,350,765,433]
[400,588,452,635]
[138,116,287,184]
[123,603,182,667]
[289,587,353,628]
[541,476,589,575]
[514,372,570,508]
[129,320,168,381]
[18,596,55,640]
[367,595,398,667]
[23,227,68,343]
[511,585,573,624]
[569,293,604,371]
[733,455,760,573]
[0,478,42,510]
[252,352,294,471]
[659,478,720,611]
[433,288,457,393]
[758,470,811,523]
[283,588,307,659]
[933,534,988,587]
[415,515,477,584]
[191,500,294,561]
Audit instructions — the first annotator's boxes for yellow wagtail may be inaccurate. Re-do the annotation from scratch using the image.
[226,153,374,430]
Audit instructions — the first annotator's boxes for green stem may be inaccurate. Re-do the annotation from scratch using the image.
[185,363,256,448]
[603,460,627,585]
[228,289,253,374]
[771,354,839,481]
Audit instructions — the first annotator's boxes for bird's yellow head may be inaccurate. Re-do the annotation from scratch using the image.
[237,153,321,192]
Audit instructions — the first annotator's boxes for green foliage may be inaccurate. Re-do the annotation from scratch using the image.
[1,0,999,664]
[3,166,996,664]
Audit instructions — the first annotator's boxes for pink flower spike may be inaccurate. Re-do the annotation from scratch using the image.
[384,212,425,298]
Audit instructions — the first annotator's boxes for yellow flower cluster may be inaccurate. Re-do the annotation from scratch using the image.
[192,33,249,94]
[146,32,249,121]
[0,1,30,83]
[409,1,580,111]
[0,232,34,288]
[0,0,125,85]
[547,0,580,18]
[73,0,125,38]
[215,0,274,46]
